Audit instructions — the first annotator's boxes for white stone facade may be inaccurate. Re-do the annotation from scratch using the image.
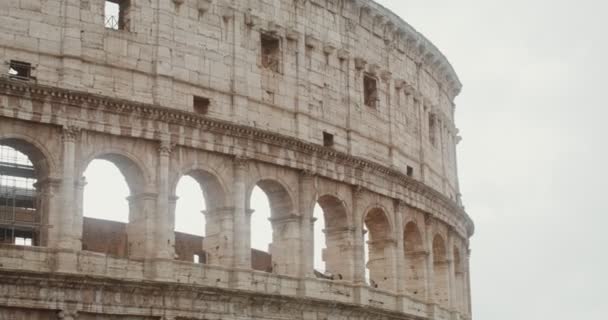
[0,0,473,320]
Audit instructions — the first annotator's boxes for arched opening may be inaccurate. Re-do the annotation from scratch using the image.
[314,195,350,280]
[0,142,47,247]
[81,154,145,259]
[432,235,450,306]
[248,179,295,274]
[404,221,427,298]
[364,208,392,289]
[172,170,224,265]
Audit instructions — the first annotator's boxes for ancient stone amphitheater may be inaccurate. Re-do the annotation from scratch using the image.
[0,0,474,319]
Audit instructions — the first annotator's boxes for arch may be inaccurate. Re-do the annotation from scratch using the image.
[0,136,54,179]
[364,207,392,241]
[80,151,149,259]
[432,234,450,306]
[403,221,426,298]
[247,178,295,218]
[172,168,227,210]
[363,207,393,289]
[247,177,296,275]
[172,168,227,265]
[0,139,49,247]
[80,149,150,195]
[315,194,351,279]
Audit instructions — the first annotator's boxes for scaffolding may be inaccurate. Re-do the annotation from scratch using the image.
[0,145,38,246]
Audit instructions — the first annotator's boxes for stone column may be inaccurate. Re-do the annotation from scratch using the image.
[71,177,87,251]
[269,214,302,276]
[465,248,473,316]
[352,186,366,284]
[155,140,174,260]
[203,206,236,266]
[394,200,406,293]
[34,178,62,247]
[232,156,249,268]
[298,170,316,278]
[447,232,456,310]
[58,126,80,250]
[424,215,436,303]
[126,192,157,260]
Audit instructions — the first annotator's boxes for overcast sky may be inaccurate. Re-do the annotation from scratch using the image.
[372,0,608,318]
[84,1,608,318]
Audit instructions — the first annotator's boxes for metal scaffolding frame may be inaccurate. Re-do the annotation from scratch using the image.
[0,145,38,246]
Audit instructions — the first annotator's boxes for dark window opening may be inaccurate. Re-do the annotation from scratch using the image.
[105,0,131,31]
[261,34,281,73]
[323,132,334,148]
[364,74,378,108]
[429,114,437,146]
[193,96,210,115]
[8,60,32,80]
[407,166,414,177]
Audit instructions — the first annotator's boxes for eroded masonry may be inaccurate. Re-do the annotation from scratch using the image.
[0,0,474,320]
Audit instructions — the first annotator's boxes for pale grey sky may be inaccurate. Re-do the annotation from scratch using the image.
[372,0,608,318]
[90,0,608,318]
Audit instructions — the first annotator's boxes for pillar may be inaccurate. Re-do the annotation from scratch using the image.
[155,140,174,260]
[352,185,366,284]
[465,248,473,316]
[394,200,406,294]
[424,215,435,304]
[34,178,62,247]
[203,206,236,266]
[126,192,157,260]
[232,156,249,268]
[447,232,456,310]
[269,213,302,276]
[71,177,86,251]
[58,126,79,250]
[298,170,316,278]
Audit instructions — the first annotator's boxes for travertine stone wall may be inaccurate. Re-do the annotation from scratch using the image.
[0,0,473,320]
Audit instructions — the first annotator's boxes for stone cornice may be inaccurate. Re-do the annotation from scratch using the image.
[0,269,428,320]
[0,79,474,237]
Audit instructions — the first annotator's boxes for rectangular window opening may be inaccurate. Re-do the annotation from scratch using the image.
[323,132,334,148]
[364,74,378,108]
[261,33,281,73]
[193,95,210,115]
[193,254,200,264]
[105,0,131,31]
[8,60,32,80]
[429,114,437,146]
[15,237,33,246]
[406,166,414,177]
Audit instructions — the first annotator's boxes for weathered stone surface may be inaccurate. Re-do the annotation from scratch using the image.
[0,0,472,319]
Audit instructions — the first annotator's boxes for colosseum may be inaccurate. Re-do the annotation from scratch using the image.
[0,0,474,319]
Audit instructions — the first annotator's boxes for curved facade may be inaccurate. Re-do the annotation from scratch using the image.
[0,1,473,320]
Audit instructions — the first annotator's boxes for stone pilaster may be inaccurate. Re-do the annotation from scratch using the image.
[126,192,158,260]
[232,156,249,268]
[34,178,62,248]
[352,185,366,284]
[447,232,456,310]
[72,177,87,251]
[58,125,80,250]
[393,200,406,294]
[155,140,174,260]
[424,214,435,303]
[298,170,316,278]
[269,213,302,276]
[203,206,236,266]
